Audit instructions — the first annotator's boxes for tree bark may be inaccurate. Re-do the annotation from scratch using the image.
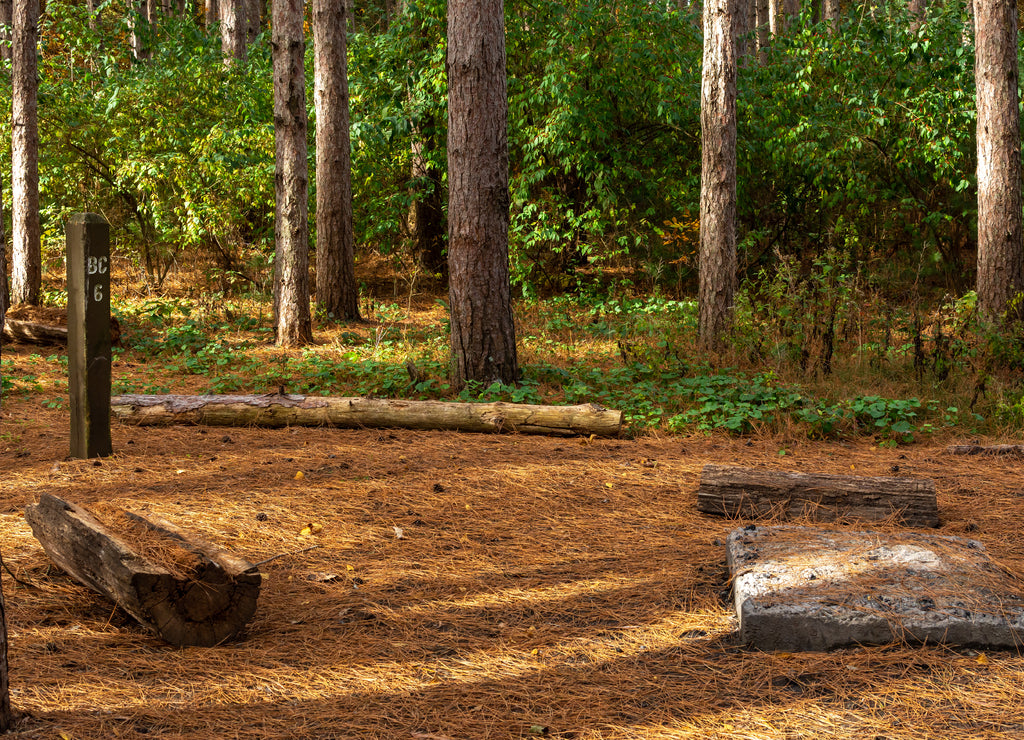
[205,0,219,27]
[245,0,260,43]
[25,494,261,647]
[271,0,312,346]
[821,0,840,29]
[221,0,248,62]
[974,0,1022,318]
[411,116,447,276]
[908,0,926,31]
[11,0,40,306]
[111,393,624,436]
[698,0,738,350]
[0,553,10,732]
[697,464,940,527]
[0,0,12,66]
[313,0,360,321]
[447,0,518,389]
[755,0,769,58]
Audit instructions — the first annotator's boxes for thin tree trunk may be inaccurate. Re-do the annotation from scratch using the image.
[698,0,738,350]
[0,554,10,733]
[271,0,312,346]
[245,0,260,43]
[975,0,1022,318]
[0,0,12,66]
[769,0,797,32]
[821,0,840,28]
[447,0,518,388]
[221,0,248,62]
[313,0,360,321]
[1,190,8,320]
[735,0,751,57]
[755,0,769,58]
[909,0,926,30]
[205,0,219,27]
[411,116,446,275]
[12,0,40,306]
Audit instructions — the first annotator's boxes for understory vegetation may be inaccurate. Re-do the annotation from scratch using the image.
[2,0,1023,442]
[4,271,1023,443]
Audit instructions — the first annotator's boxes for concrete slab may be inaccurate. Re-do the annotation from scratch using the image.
[727,525,1024,652]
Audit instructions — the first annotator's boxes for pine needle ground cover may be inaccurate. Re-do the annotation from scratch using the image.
[1,392,1024,738]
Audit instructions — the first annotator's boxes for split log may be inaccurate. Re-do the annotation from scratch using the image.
[24,494,260,647]
[696,464,939,527]
[947,443,1024,457]
[110,393,624,437]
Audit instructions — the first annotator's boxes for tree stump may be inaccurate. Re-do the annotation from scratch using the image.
[696,464,939,527]
[24,494,260,646]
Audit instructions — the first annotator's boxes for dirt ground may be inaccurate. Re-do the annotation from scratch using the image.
[2,341,1024,738]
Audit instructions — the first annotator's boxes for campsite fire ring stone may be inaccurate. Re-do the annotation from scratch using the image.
[726,525,1024,652]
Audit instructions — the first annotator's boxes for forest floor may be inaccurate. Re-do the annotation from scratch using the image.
[2,342,1024,738]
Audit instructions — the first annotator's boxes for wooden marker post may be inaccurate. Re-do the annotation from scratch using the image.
[67,213,112,459]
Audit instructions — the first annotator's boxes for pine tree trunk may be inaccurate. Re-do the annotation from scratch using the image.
[1,191,8,323]
[698,0,738,350]
[272,0,312,347]
[769,0,797,32]
[221,0,248,62]
[411,116,446,275]
[245,0,260,43]
[0,0,12,66]
[975,0,1023,318]
[0,554,10,733]
[755,0,769,58]
[821,0,840,28]
[908,0,926,31]
[12,0,40,306]
[205,0,218,26]
[446,0,518,389]
[313,0,360,321]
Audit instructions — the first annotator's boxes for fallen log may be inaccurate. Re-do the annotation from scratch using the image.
[947,444,1024,457]
[696,464,939,527]
[110,393,624,437]
[1,313,121,345]
[2,317,68,345]
[24,494,260,647]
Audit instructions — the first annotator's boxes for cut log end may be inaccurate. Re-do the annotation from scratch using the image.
[25,494,260,647]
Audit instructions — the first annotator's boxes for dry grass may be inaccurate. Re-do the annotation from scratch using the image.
[2,363,1024,738]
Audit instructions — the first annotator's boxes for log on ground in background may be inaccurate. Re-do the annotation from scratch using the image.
[110,393,624,438]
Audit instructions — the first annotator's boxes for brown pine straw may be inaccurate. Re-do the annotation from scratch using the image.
[86,502,203,580]
[1,409,1024,738]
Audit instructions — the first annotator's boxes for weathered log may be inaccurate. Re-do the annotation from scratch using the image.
[947,444,1024,457]
[696,464,939,527]
[24,494,260,647]
[1,316,121,345]
[2,317,67,345]
[110,393,624,437]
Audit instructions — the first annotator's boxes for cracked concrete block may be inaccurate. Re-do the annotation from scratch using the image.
[727,525,1024,652]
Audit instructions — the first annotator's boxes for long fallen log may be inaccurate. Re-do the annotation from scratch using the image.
[110,393,624,437]
[696,464,939,527]
[947,444,1024,457]
[2,318,68,345]
[1,306,120,346]
[24,494,261,647]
